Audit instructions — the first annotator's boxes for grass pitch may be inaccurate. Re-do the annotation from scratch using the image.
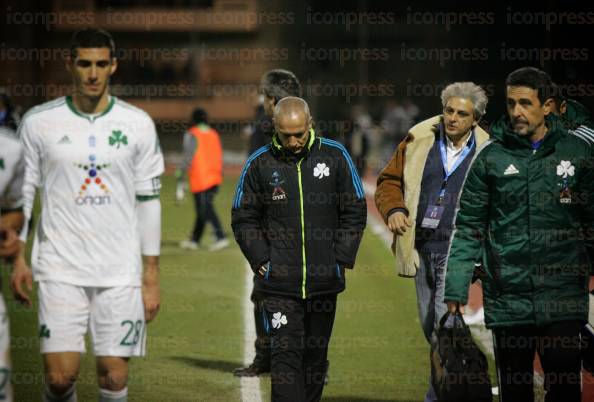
[8,175,437,401]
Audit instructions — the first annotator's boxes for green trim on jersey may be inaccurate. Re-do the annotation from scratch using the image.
[136,177,161,201]
[66,95,115,122]
[136,194,160,202]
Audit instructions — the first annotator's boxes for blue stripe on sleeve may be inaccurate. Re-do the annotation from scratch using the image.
[320,138,365,199]
[233,145,271,208]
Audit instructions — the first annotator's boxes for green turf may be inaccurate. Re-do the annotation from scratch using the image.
[324,235,429,402]
[7,174,444,401]
[8,177,245,401]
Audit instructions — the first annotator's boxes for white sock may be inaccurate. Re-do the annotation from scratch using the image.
[43,383,77,402]
[99,387,128,402]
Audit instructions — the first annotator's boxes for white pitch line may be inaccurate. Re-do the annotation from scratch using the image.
[240,262,263,402]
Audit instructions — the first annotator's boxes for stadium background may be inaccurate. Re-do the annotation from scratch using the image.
[1,0,594,401]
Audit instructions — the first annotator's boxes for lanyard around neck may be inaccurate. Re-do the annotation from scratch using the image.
[437,131,475,201]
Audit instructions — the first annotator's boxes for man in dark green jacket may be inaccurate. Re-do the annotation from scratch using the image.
[445,67,594,402]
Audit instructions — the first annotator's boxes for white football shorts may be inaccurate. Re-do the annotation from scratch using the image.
[38,281,146,357]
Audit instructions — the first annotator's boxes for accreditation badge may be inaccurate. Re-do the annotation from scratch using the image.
[421,205,445,229]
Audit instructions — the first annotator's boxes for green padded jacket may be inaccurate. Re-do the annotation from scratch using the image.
[445,115,594,328]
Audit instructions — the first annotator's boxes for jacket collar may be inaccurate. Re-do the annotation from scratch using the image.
[271,128,316,159]
[490,114,565,153]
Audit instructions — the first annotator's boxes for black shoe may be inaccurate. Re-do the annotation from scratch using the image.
[233,358,270,377]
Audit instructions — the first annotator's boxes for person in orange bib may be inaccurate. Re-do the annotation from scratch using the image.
[177,108,229,251]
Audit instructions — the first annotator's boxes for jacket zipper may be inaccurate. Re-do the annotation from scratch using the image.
[297,158,307,299]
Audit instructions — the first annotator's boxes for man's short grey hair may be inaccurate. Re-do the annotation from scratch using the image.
[440,82,488,119]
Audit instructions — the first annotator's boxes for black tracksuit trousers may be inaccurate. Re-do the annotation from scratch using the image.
[263,294,337,402]
[252,288,271,365]
[493,320,582,402]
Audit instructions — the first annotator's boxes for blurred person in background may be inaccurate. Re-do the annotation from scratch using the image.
[403,98,420,124]
[177,108,229,252]
[378,98,419,172]
[549,83,594,143]
[380,100,407,164]
[243,101,274,155]
[445,67,594,402]
[375,82,489,402]
[0,90,25,402]
[0,89,20,132]
[344,104,372,178]
[233,69,302,377]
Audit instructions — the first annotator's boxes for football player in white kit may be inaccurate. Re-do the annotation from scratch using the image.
[10,28,163,402]
[0,110,25,402]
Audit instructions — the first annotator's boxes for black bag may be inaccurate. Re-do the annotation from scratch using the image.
[431,311,492,402]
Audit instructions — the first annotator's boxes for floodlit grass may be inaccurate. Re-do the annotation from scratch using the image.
[8,176,244,401]
[322,234,429,402]
[8,174,478,401]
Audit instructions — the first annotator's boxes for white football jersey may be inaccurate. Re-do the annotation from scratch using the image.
[0,127,24,212]
[19,96,164,287]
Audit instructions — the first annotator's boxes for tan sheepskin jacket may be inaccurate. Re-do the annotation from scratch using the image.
[374,115,490,277]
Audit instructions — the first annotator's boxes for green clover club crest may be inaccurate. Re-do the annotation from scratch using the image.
[109,130,128,148]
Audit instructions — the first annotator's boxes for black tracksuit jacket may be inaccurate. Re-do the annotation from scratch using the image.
[231,130,367,299]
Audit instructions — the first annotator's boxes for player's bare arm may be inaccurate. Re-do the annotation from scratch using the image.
[3,210,30,306]
[9,241,32,307]
[137,192,163,324]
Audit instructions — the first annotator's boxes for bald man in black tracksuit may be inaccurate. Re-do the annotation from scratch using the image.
[232,98,366,402]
